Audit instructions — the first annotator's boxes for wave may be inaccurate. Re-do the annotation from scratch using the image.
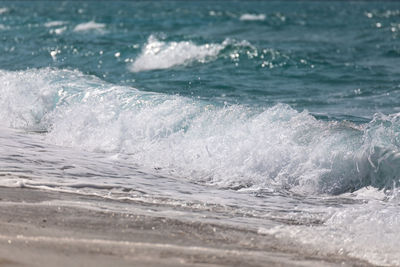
[129,35,227,72]
[44,21,67,28]
[0,7,9,15]
[73,21,105,32]
[45,21,67,35]
[1,68,400,195]
[49,27,67,35]
[261,187,400,266]
[240,14,266,21]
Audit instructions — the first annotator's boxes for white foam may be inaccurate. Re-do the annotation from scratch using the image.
[264,190,400,266]
[0,8,9,15]
[240,14,266,21]
[0,69,60,130]
[50,49,60,60]
[1,68,400,196]
[44,21,66,28]
[129,35,226,72]
[2,68,400,265]
[50,27,67,35]
[73,21,105,32]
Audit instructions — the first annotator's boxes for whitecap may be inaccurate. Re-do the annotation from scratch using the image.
[0,8,9,15]
[44,21,67,28]
[73,21,105,32]
[1,68,400,196]
[266,190,400,266]
[50,27,67,35]
[2,68,400,267]
[240,13,266,21]
[129,35,226,72]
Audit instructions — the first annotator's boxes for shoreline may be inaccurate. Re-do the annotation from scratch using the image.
[0,187,371,267]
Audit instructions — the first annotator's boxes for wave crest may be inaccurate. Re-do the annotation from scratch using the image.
[73,21,105,32]
[129,35,226,72]
[240,14,266,21]
[1,68,400,195]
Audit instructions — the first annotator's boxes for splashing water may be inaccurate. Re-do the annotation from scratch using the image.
[130,35,227,72]
[1,1,400,265]
[1,68,399,196]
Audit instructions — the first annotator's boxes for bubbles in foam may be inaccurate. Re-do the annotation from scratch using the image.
[1,68,400,195]
[264,188,400,266]
[0,69,61,130]
[240,14,266,21]
[129,35,226,72]
[73,21,105,32]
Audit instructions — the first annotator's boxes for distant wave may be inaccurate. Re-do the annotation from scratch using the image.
[1,68,400,195]
[44,21,67,28]
[0,8,9,15]
[73,21,105,32]
[129,35,226,72]
[49,27,67,35]
[45,21,67,35]
[240,14,266,21]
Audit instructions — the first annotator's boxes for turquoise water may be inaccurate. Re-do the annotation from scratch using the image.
[1,1,400,265]
[1,1,400,120]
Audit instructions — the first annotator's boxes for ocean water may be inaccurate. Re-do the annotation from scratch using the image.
[1,1,400,265]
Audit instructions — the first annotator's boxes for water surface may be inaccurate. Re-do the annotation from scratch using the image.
[1,1,400,265]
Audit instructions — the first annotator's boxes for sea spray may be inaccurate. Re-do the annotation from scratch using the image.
[1,68,399,195]
[129,35,256,72]
[1,1,400,265]
[129,35,227,72]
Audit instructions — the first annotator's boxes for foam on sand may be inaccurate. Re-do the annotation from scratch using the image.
[2,68,400,266]
[262,187,400,266]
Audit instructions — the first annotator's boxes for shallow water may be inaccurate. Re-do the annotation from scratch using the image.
[1,1,400,265]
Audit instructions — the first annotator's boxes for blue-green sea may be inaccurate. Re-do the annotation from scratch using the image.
[1,1,400,265]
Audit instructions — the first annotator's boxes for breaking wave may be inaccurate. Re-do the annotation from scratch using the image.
[1,68,400,195]
[73,21,105,32]
[44,21,67,28]
[240,14,266,21]
[0,7,9,15]
[129,35,227,72]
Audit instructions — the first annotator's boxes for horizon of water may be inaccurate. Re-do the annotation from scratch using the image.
[1,1,400,265]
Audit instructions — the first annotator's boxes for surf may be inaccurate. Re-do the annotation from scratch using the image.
[1,68,399,195]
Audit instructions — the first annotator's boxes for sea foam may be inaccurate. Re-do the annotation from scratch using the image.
[73,21,105,32]
[0,8,8,15]
[129,35,226,72]
[44,21,67,28]
[0,68,400,195]
[263,187,400,266]
[240,14,266,21]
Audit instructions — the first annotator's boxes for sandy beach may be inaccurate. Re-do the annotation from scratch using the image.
[0,187,371,267]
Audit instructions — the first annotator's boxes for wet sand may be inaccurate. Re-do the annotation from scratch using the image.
[0,187,371,267]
